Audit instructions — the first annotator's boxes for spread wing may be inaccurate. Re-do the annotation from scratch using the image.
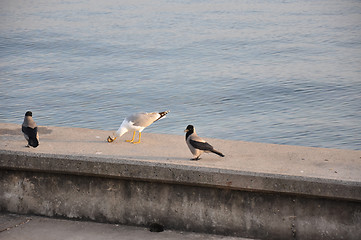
[189,139,214,151]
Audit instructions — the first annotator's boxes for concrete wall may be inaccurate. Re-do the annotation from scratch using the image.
[1,150,361,240]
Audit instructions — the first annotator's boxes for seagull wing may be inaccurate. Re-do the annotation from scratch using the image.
[128,111,168,128]
[127,113,156,127]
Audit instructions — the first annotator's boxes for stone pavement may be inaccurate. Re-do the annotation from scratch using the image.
[0,213,252,240]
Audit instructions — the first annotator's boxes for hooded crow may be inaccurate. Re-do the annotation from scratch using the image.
[107,111,170,144]
[184,125,224,160]
[22,111,39,148]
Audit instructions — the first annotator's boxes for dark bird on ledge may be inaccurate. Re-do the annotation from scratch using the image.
[184,125,224,160]
[22,111,39,148]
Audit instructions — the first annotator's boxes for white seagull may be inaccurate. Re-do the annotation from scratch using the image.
[107,111,170,144]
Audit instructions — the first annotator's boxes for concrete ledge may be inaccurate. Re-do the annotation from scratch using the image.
[1,123,361,239]
[0,150,360,202]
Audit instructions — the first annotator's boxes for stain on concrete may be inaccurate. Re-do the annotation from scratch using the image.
[38,127,53,134]
[0,129,22,136]
[0,127,52,135]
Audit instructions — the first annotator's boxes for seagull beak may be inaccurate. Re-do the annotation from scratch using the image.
[107,136,116,143]
[184,129,189,132]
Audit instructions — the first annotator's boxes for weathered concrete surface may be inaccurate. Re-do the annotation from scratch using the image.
[1,122,361,239]
[1,169,360,239]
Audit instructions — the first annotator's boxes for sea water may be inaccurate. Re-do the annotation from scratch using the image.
[1,0,360,150]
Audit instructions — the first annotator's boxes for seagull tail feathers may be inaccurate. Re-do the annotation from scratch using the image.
[211,149,225,157]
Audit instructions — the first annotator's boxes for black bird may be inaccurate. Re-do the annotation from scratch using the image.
[184,125,224,160]
[22,111,39,148]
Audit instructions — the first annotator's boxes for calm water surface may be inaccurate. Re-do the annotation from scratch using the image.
[1,0,361,150]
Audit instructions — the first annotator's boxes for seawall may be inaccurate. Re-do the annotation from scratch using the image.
[1,122,360,239]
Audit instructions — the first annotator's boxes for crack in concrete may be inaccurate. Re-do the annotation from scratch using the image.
[0,215,32,233]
